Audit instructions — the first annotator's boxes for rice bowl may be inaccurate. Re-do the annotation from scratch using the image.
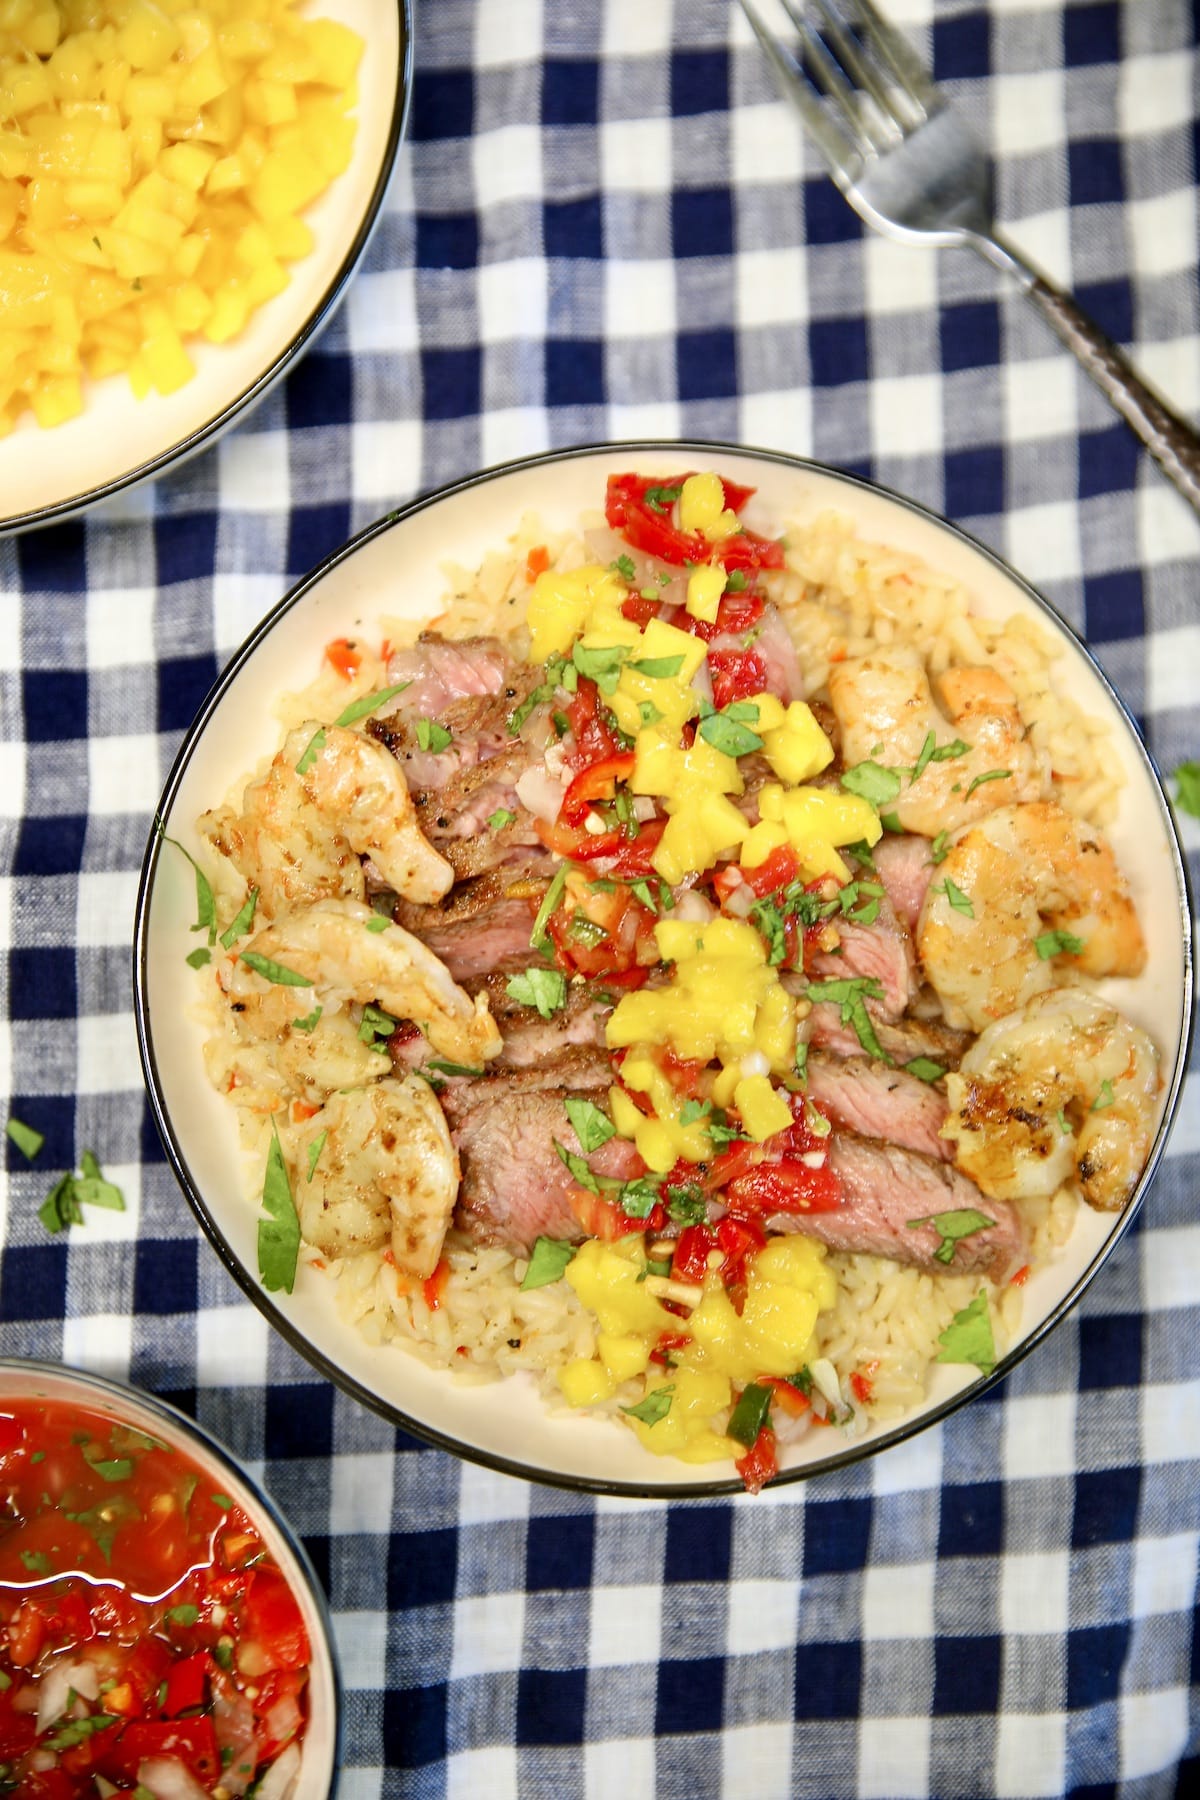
[134,443,1193,1496]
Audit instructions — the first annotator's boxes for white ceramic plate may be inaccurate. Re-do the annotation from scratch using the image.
[0,1359,341,1796]
[134,443,1194,1496]
[0,0,410,534]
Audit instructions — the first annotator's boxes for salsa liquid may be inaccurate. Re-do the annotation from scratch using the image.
[0,1397,311,1798]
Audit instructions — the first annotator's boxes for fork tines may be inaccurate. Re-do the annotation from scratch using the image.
[740,0,942,169]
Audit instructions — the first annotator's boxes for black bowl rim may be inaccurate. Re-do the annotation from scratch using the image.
[0,1355,343,1788]
[0,1,414,538]
[133,438,1196,1499]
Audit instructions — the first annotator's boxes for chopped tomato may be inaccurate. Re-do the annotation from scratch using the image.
[620,590,660,625]
[163,1649,212,1718]
[324,636,362,680]
[564,676,625,772]
[739,842,800,901]
[13,1774,74,1800]
[422,1258,450,1311]
[7,1595,46,1667]
[94,1717,220,1786]
[723,1158,842,1217]
[735,1426,779,1495]
[654,1045,708,1099]
[239,1567,310,1672]
[605,473,785,574]
[560,752,636,826]
[525,543,551,581]
[707,647,768,709]
[679,585,766,643]
[571,1189,666,1240]
[254,1668,308,1763]
[850,1369,876,1407]
[715,1214,766,1285]
[650,1331,693,1367]
[671,1224,717,1285]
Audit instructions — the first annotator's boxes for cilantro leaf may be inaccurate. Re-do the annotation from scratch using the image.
[157,826,217,944]
[572,642,629,696]
[616,1178,662,1219]
[629,655,685,680]
[219,887,259,950]
[416,718,453,753]
[292,1005,322,1033]
[424,1059,487,1078]
[6,1117,43,1161]
[622,1385,675,1425]
[643,484,682,514]
[965,768,1011,798]
[529,866,568,950]
[1092,1079,1116,1112]
[904,1056,945,1083]
[506,966,567,1020]
[933,877,973,918]
[521,1237,578,1290]
[1173,760,1200,818]
[239,951,313,987]
[1034,927,1086,960]
[610,554,637,581]
[906,1207,996,1265]
[294,728,326,775]
[936,1290,996,1377]
[333,681,411,728]
[185,948,211,969]
[553,1139,600,1194]
[564,1096,616,1154]
[804,977,892,1063]
[258,1128,300,1294]
[929,830,950,865]
[698,703,763,759]
[841,761,902,808]
[306,1131,327,1183]
[487,808,517,831]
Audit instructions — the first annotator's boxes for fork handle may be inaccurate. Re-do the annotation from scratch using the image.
[974,233,1200,514]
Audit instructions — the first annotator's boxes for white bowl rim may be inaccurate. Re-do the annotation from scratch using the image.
[0,0,413,538]
[133,438,1196,1497]
[0,1355,343,1792]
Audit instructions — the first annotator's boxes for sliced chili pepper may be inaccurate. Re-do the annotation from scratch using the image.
[560,752,636,826]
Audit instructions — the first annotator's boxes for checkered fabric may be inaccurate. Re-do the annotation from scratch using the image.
[2,0,1199,1793]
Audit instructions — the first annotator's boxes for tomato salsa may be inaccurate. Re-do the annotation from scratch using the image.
[0,1397,311,1798]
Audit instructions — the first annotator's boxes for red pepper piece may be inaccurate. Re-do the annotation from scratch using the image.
[735,1426,779,1495]
[162,1650,212,1719]
[671,1223,717,1285]
[715,1214,766,1285]
[560,752,636,826]
[564,676,625,773]
[605,473,785,573]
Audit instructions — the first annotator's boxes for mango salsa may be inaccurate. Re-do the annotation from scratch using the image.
[0,0,363,433]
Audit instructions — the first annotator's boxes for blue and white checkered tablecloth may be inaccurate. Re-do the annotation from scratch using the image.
[2,0,1199,1793]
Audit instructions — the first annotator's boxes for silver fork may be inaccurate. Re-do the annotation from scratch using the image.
[739,0,1200,514]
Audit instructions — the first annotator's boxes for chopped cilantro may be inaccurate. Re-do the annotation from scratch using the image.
[564,1096,616,1154]
[936,1290,996,1377]
[904,1056,945,1083]
[907,1207,996,1265]
[487,808,517,831]
[841,761,902,808]
[306,1131,327,1183]
[39,1153,126,1236]
[553,1139,600,1194]
[185,948,211,969]
[804,976,892,1063]
[21,1549,52,1574]
[643,484,683,514]
[219,887,259,949]
[416,718,453,753]
[292,1005,323,1033]
[1092,1079,1116,1112]
[294,728,326,775]
[698,701,763,759]
[622,1385,675,1425]
[506,966,568,1020]
[725,569,747,593]
[529,866,568,951]
[258,1127,300,1294]
[933,877,973,918]
[929,830,950,864]
[239,951,313,987]
[665,1185,708,1226]
[358,1003,398,1051]
[521,1236,578,1289]
[678,1098,712,1127]
[572,642,629,696]
[965,768,1012,798]
[1173,760,1200,817]
[333,681,412,728]
[1034,927,1086,960]
[6,1117,43,1160]
[912,731,937,782]
[610,554,637,581]
[166,1603,200,1627]
[1056,1108,1071,1134]
[424,1059,486,1078]
[629,654,685,679]
[365,914,391,933]
[617,1178,663,1219]
[157,825,217,944]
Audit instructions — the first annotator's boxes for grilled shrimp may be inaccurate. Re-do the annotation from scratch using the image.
[917,801,1146,1032]
[291,1078,459,1279]
[201,722,453,917]
[231,898,502,1070]
[943,988,1161,1211]
[827,648,1046,836]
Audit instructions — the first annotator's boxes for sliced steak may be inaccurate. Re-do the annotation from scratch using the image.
[872,834,936,934]
[806,1003,971,1073]
[392,873,539,981]
[382,633,512,717]
[808,892,916,1017]
[768,1133,1023,1281]
[446,1063,641,1250]
[462,971,611,1068]
[806,1053,951,1162]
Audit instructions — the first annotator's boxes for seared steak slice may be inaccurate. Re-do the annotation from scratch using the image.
[872,834,936,935]
[445,1060,641,1250]
[392,874,539,981]
[807,1003,970,1072]
[382,633,512,717]
[806,1053,951,1162]
[767,1133,1023,1281]
[463,971,611,1068]
[808,891,916,1017]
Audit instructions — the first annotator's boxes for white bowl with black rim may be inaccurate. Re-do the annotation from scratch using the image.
[133,442,1195,1496]
[0,0,411,535]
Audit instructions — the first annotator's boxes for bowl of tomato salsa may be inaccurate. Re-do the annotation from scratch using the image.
[0,1362,340,1800]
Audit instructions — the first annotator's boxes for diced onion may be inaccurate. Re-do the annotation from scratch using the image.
[137,1757,212,1800]
[253,1743,303,1800]
[809,1358,843,1411]
[514,764,565,823]
[36,1658,98,1733]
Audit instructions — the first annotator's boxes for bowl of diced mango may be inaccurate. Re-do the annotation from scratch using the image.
[0,0,411,532]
